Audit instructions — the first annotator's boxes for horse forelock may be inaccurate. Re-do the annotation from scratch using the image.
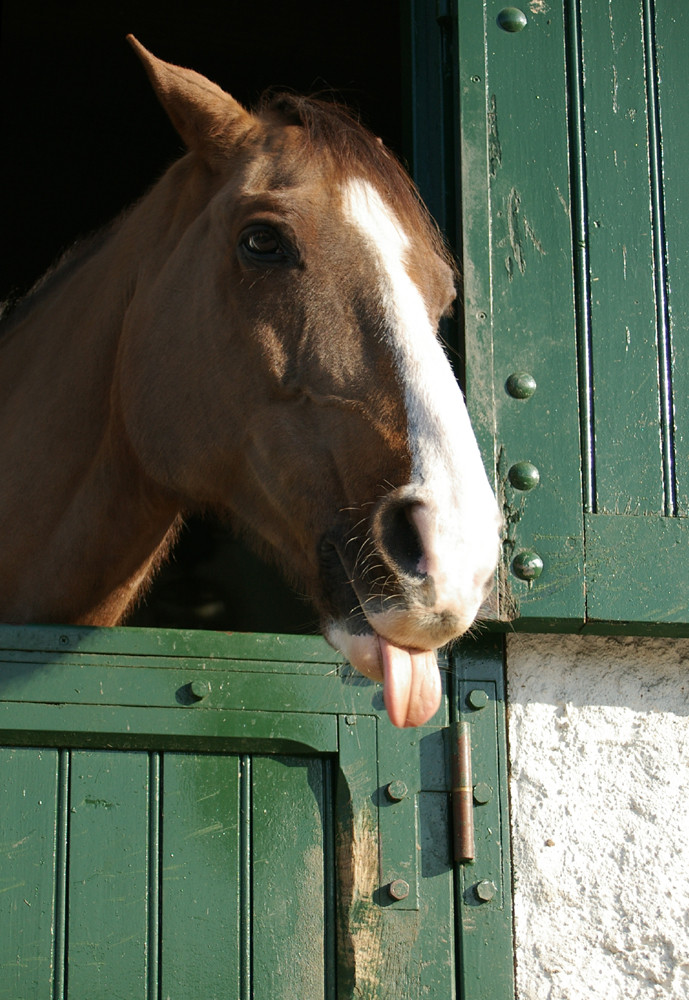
[254,92,455,272]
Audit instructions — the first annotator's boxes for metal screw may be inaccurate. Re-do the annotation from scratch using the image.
[385,781,408,802]
[388,879,410,901]
[475,880,497,902]
[468,688,489,710]
[189,678,211,701]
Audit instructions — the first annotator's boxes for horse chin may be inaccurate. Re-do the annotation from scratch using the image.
[317,529,469,728]
[324,624,443,729]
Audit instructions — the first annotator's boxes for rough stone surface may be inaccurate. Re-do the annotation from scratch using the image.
[506,634,689,1000]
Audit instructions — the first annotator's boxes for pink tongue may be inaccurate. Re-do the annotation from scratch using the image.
[378,637,442,728]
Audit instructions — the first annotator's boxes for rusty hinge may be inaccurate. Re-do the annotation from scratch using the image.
[451,721,475,861]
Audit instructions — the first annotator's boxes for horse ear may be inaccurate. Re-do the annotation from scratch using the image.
[127,36,253,162]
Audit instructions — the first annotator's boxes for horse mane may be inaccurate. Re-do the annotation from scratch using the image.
[0,226,113,337]
[257,92,456,272]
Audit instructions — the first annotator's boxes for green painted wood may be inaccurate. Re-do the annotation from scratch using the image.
[335,713,459,1000]
[67,750,150,998]
[0,702,339,755]
[453,636,515,1000]
[580,0,665,515]
[654,2,689,514]
[585,513,689,624]
[0,623,339,665]
[457,0,585,627]
[402,0,455,238]
[454,1,689,632]
[160,753,241,998]
[252,756,329,999]
[0,748,59,1000]
[0,626,461,999]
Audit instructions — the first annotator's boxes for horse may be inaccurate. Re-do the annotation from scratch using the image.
[0,37,501,728]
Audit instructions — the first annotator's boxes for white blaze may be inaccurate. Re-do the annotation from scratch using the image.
[341,178,500,629]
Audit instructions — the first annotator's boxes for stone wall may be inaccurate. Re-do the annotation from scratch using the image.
[506,634,689,999]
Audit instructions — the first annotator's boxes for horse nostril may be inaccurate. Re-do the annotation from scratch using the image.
[376,498,426,580]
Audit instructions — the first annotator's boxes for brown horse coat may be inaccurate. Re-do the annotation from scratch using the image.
[0,39,501,726]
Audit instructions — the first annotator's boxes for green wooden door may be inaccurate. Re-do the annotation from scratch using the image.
[457,0,689,633]
[2,746,331,998]
[0,625,513,999]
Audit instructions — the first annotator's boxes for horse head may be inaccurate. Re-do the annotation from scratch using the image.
[123,39,502,727]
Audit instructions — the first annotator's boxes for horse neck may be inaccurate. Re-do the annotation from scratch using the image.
[0,158,205,625]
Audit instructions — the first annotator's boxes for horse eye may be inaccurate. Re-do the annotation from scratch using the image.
[241,227,285,260]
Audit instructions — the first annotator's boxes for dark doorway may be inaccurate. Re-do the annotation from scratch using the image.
[0,2,404,633]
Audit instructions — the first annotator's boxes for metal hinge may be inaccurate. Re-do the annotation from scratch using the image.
[451,720,475,861]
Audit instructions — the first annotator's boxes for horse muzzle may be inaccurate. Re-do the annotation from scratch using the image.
[319,485,501,726]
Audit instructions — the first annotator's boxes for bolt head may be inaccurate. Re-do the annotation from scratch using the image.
[505,371,537,399]
[385,780,408,802]
[473,782,493,805]
[512,550,544,581]
[388,879,410,901]
[189,678,211,700]
[475,879,497,902]
[508,461,540,491]
[497,7,528,32]
[468,688,489,710]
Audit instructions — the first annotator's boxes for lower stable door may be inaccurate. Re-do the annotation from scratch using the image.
[0,625,458,999]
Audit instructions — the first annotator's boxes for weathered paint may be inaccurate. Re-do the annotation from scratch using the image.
[458,0,689,630]
[0,625,466,999]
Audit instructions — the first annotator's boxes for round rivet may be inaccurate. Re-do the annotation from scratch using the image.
[506,372,537,399]
[508,461,541,491]
[386,781,408,802]
[497,7,528,32]
[512,550,544,581]
[189,678,211,701]
[475,879,497,902]
[473,782,493,805]
[468,688,489,710]
[388,879,410,901]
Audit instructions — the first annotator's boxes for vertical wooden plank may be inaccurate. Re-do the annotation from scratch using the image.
[458,0,585,626]
[68,750,150,999]
[160,753,241,1000]
[654,1,689,513]
[580,0,665,514]
[0,748,58,1000]
[146,752,161,1000]
[252,755,327,1000]
[454,636,515,999]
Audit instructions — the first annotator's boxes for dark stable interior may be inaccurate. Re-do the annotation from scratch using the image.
[0,1,403,633]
